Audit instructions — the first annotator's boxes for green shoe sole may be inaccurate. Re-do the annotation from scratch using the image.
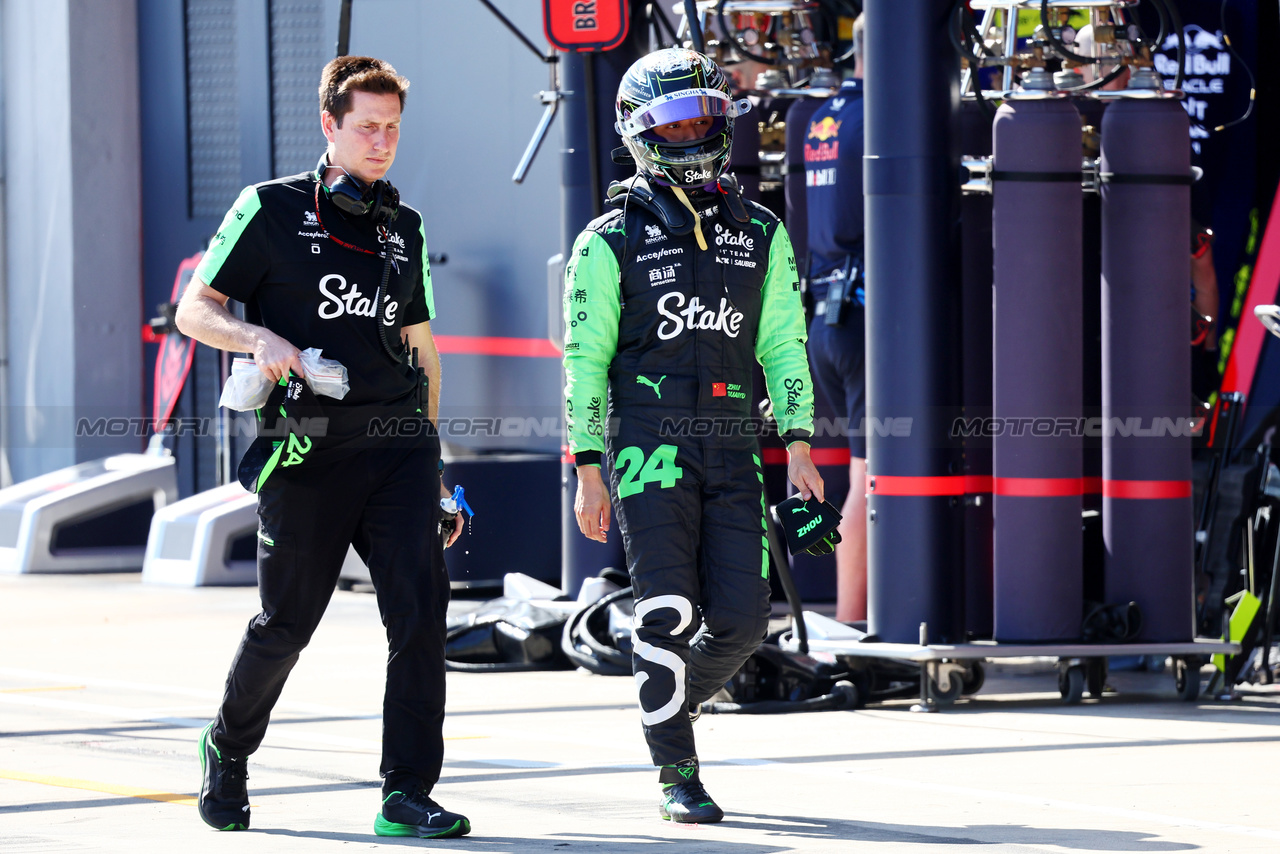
[374,813,470,838]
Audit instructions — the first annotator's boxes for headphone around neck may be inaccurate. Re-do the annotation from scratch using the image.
[315,155,400,225]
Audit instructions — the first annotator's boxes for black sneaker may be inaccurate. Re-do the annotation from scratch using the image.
[198,722,249,831]
[689,699,702,724]
[375,789,471,838]
[658,757,724,823]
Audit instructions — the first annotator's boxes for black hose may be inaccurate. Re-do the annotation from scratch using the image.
[706,681,858,714]
[970,82,995,118]
[1213,0,1256,132]
[965,6,995,57]
[372,250,403,364]
[1149,0,1170,59]
[561,587,634,675]
[575,596,631,662]
[949,2,994,118]
[717,2,778,65]
[1125,5,1160,64]
[1040,0,1097,65]
[1141,0,1185,91]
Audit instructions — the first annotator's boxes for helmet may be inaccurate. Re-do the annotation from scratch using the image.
[615,48,752,188]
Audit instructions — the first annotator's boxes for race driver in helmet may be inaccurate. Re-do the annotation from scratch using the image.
[563,48,827,823]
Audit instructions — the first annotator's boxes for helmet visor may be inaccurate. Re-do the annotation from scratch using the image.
[618,88,751,138]
[639,115,727,145]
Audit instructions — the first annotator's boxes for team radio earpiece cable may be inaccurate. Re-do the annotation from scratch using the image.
[312,181,404,365]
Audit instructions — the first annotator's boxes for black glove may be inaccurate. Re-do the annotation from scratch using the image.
[805,528,842,555]
[237,372,322,494]
[776,495,843,556]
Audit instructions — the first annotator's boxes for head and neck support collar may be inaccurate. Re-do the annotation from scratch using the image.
[605,171,752,239]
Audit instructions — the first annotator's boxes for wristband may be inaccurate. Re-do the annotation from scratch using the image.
[574,450,603,468]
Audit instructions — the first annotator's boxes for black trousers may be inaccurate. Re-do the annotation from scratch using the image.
[609,433,772,766]
[212,437,449,796]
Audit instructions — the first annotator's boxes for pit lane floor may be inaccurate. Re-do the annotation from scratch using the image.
[2,573,1278,853]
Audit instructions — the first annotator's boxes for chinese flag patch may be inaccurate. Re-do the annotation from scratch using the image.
[712,383,727,397]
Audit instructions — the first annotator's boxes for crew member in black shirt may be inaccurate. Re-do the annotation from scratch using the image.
[175,55,469,840]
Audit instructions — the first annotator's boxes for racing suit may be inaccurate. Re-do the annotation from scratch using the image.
[563,175,815,765]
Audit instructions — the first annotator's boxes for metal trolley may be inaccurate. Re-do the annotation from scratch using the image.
[778,622,1238,711]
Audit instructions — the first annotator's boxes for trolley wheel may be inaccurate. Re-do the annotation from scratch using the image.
[928,672,964,705]
[1086,658,1108,698]
[1059,665,1085,704]
[961,661,985,696]
[1175,657,1202,702]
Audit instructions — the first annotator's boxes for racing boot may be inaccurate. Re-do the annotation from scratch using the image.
[198,722,250,830]
[658,757,724,823]
[375,788,471,838]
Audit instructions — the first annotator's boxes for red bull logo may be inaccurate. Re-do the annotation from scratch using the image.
[808,117,841,142]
